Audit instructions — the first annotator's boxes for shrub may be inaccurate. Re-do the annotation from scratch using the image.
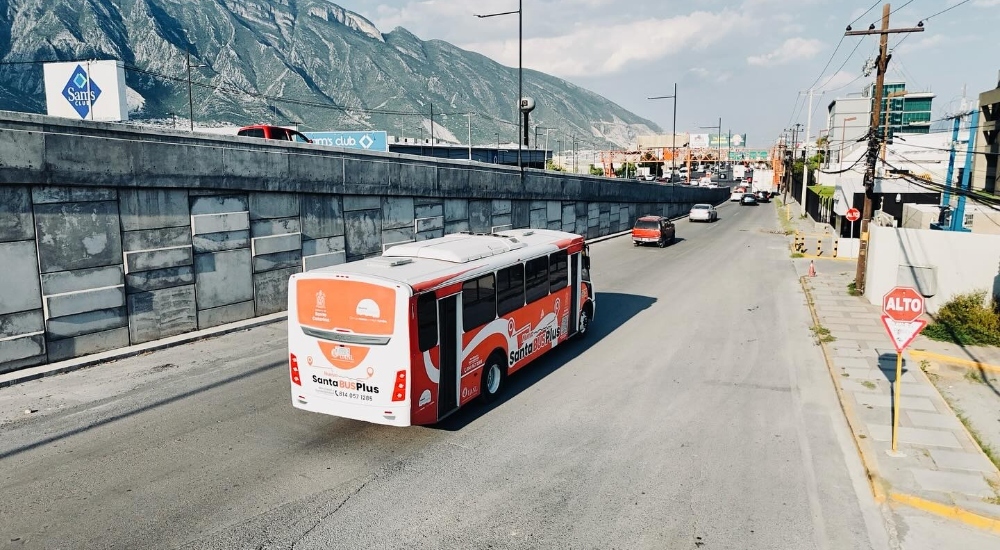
[923,291,1000,346]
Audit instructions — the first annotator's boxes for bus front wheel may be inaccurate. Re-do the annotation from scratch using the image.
[578,305,592,338]
[479,352,507,403]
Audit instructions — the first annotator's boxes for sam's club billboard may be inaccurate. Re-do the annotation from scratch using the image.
[43,60,129,122]
[304,131,388,152]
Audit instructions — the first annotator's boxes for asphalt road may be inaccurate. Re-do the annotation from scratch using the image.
[0,201,888,550]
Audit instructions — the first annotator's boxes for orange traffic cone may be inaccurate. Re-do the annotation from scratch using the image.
[808,261,816,277]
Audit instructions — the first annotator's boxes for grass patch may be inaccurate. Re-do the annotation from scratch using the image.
[774,199,795,235]
[847,282,861,297]
[791,252,804,259]
[987,479,1000,506]
[965,370,988,385]
[810,325,836,344]
[923,291,1000,346]
[940,395,1000,471]
[861,380,877,390]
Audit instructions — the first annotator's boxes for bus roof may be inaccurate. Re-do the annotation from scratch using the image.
[303,229,584,292]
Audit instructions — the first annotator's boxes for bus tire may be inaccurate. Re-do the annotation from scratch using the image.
[479,351,507,403]
[578,303,593,338]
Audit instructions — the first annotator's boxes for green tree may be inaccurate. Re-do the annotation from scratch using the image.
[589,166,604,176]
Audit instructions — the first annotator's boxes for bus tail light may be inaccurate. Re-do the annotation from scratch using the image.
[392,370,407,402]
[290,353,302,386]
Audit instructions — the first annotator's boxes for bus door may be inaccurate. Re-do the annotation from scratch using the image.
[437,294,460,418]
[570,253,580,334]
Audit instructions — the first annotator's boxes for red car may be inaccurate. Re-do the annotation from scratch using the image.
[631,215,676,248]
[237,125,312,143]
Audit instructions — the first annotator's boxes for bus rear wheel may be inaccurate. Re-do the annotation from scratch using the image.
[479,352,507,403]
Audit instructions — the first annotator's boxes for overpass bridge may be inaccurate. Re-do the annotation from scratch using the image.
[0,111,727,373]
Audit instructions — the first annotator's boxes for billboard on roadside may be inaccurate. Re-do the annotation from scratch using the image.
[304,131,389,152]
[43,60,129,122]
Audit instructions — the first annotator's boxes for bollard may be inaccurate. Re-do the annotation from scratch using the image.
[817,237,823,256]
[833,238,839,258]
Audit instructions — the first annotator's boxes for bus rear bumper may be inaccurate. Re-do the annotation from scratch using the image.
[291,394,411,427]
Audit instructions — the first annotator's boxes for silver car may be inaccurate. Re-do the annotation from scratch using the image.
[688,203,718,222]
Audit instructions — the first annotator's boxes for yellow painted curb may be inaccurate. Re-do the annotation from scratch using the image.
[889,493,1000,535]
[797,254,855,262]
[909,349,1000,375]
[799,276,886,504]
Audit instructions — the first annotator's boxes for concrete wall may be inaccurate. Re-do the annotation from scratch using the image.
[0,112,726,373]
[864,226,1000,313]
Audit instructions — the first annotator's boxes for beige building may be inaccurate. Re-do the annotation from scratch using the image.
[972,73,1000,194]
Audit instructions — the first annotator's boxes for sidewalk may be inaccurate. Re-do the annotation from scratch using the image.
[775,201,1000,543]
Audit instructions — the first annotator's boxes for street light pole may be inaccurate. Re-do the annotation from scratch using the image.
[464,113,473,161]
[648,83,678,176]
[476,3,522,172]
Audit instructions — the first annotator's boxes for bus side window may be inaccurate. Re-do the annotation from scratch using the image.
[549,250,568,292]
[462,274,496,331]
[416,293,438,352]
[497,264,525,316]
[525,256,549,304]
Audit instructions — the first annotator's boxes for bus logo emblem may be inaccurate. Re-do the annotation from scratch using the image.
[356,298,381,319]
[316,290,326,310]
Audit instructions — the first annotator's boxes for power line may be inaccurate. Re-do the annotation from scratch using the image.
[850,0,884,27]
[921,0,971,22]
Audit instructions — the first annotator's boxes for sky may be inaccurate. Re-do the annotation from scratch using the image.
[346,0,1000,148]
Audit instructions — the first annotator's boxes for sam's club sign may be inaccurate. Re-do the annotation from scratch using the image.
[305,131,388,152]
[43,60,128,122]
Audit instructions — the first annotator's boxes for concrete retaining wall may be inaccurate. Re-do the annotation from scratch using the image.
[865,226,1000,313]
[0,112,727,373]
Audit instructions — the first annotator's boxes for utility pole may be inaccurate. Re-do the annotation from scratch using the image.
[846,3,924,293]
[186,50,195,131]
[801,88,814,216]
[429,103,435,156]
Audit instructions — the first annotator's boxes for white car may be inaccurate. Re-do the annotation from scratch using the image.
[689,204,718,222]
[730,191,743,201]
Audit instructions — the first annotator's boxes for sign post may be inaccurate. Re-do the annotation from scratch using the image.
[881,286,927,455]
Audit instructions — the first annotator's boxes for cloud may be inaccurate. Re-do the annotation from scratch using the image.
[690,67,732,84]
[461,10,746,77]
[817,70,860,93]
[896,34,946,55]
[746,37,823,66]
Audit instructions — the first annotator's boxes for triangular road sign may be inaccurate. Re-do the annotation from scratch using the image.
[881,316,927,352]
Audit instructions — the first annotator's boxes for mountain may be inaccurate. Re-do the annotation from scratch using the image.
[0,0,658,147]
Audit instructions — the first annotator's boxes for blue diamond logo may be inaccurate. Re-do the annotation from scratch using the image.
[61,65,102,119]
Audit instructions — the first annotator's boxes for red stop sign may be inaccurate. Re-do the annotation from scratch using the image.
[883,287,924,322]
[846,208,861,222]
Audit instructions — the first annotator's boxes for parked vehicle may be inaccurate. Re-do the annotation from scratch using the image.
[689,204,718,222]
[632,215,676,247]
[237,125,312,143]
[740,193,758,206]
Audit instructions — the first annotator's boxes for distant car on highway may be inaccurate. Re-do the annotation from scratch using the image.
[730,190,743,201]
[755,190,771,203]
[237,125,313,143]
[740,193,758,206]
[688,204,718,223]
[632,215,676,247]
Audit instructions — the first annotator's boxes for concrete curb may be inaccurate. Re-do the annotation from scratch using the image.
[0,228,655,390]
[0,313,286,389]
[910,350,1000,375]
[799,276,1000,534]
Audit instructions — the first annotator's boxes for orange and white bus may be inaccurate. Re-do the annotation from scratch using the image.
[287,229,595,426]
